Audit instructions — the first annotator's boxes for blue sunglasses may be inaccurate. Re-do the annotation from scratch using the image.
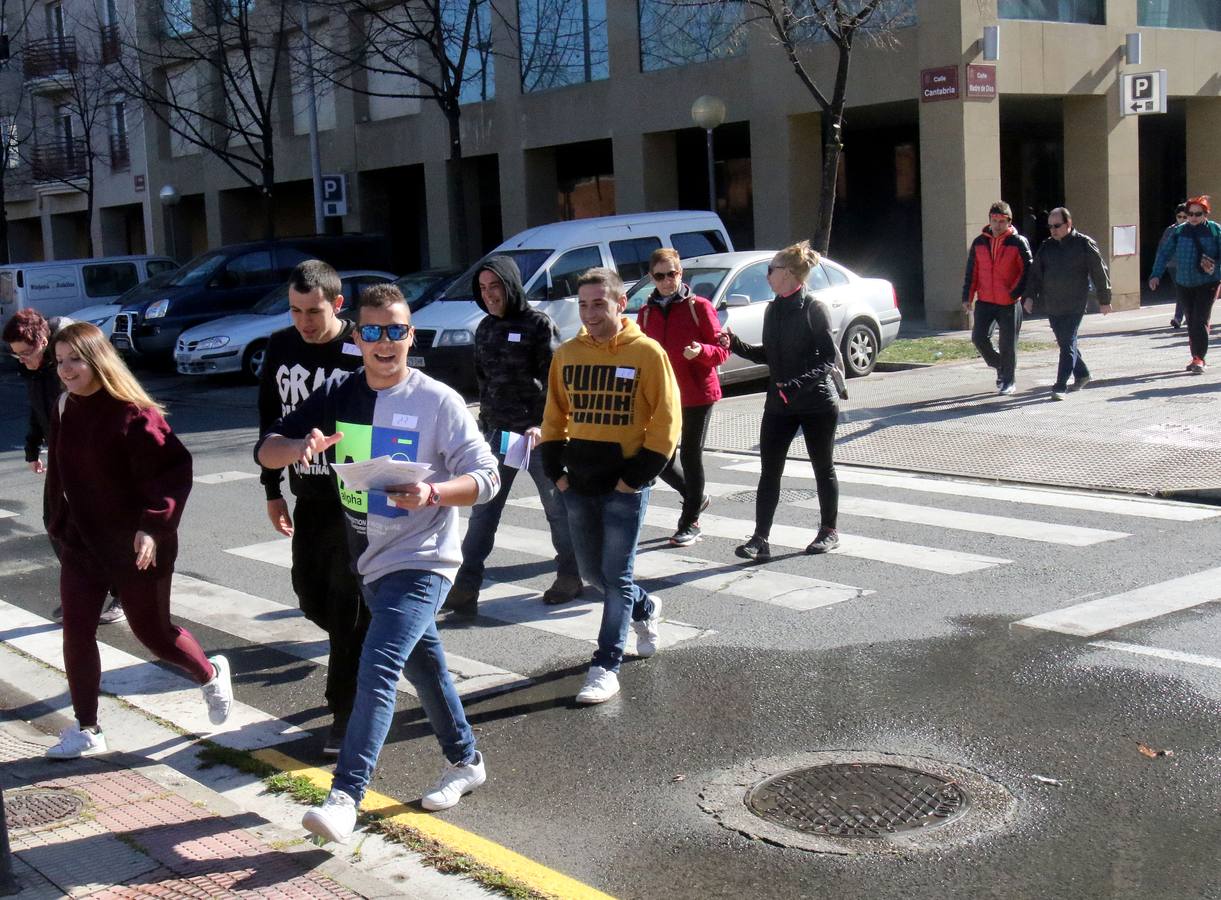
[358,323,411,342]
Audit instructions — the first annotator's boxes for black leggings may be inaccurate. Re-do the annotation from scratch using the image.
[659,403,714,524]
[1178,282,1218,360]
[755,407,839,537]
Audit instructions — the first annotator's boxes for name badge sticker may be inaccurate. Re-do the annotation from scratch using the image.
[342,342,361,356]
[615,367,636,380]
[507,332,522,343]
[392,413,419,429]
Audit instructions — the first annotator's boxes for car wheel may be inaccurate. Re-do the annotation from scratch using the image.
[841,321,879,377]
[243,341,267,382]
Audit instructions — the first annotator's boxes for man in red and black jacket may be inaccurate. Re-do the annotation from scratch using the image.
[962,201,1033,395]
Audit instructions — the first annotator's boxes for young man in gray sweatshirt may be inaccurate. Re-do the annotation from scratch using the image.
[257,284,499,844]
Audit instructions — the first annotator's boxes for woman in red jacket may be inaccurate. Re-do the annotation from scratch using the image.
[44,323,233,759]
[637,248,729,546]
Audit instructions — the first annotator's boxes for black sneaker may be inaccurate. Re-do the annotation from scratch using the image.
[323,718,348,758]
[443,587,479,618]
[670,522,701,547]
[542,574,583,606]
[734,535,771,561]
[806,527,839,555]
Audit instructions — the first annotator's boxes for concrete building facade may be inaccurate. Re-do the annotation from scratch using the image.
[6,0,1217,327]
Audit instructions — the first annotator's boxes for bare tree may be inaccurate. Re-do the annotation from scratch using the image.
[110,0,290,238]
[0,80,33,264]
[667,0,909,253]
[306,0,494,262]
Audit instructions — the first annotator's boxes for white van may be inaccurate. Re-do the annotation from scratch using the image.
[0,255,178,331]
[410,211,732,391]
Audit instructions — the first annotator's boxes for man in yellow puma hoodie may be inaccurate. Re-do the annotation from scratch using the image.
[540,267,680,704]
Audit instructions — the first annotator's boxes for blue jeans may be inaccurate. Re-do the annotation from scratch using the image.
[454,440,577,592]
[971,300,1023,384]
[1047,312,1088,390]
[333,570,475,803]
[561,486,655,672]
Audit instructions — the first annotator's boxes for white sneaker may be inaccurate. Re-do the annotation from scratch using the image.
[201,654,233,725]
[632,596,662,658]
[421,751,487,811]
[98,598,126,625]
[46,725,107,759]
[575,665,620,704]
[1051,389,1067,401]
[302,789,357,843]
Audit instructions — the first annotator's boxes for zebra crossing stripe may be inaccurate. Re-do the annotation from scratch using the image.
[507,498,1010,575]
[0,597,302,750]
[1012,566,1221,636]
[484,521,872,611]
[0,509,17,519]
[719,460,1219,521]
[808,496,1129,546]
[179,569,530,697]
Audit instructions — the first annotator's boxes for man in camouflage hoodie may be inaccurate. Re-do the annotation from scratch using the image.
[443,256,583,616]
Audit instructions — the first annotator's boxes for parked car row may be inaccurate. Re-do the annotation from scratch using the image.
[14,212,898,390]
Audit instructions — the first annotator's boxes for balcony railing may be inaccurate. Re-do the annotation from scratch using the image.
[109,132,130,171]
[31,139,88,182]
[23,36,78,80]
[100,24,121,65]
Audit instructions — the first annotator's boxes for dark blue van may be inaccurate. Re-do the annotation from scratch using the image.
[111,235,394,358]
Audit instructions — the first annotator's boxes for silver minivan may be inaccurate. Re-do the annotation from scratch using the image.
[409,210,732,392]
[0,255,178,331]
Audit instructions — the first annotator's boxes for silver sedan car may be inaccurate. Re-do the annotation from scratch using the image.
[175,271,396,379]
[625,250,901,382]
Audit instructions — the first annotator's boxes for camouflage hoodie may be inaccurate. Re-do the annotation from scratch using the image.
[472,256,561,434]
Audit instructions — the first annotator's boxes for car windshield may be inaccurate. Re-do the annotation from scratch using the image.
[115,268,177,304]
[167,251,227,287]
[437,249,553,301]
[624,266,732,313]
[251,284,291,315]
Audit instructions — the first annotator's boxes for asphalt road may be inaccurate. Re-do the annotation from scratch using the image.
[1,364,1219,900]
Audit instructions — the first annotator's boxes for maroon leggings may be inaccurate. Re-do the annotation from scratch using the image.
[60,551,214,728]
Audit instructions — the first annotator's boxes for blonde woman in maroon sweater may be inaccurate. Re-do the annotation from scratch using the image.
[44,323,233,759]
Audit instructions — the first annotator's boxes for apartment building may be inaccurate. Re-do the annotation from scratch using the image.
[2,0,155,262]
[7,1,1218,326]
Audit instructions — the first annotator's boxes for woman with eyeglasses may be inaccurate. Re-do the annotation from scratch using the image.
[717,240,842,561]
[44,322,233,759]
[1157,203,1189,328]
[636,247,728,546]
[3,309,125,626]
[1150,195,1221,375]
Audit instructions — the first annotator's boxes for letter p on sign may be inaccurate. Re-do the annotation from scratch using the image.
[322,174,347,217]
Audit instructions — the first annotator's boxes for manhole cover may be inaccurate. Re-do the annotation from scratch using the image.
[726,488,819,503]
[746,763,967,837]
[5,788,87,829]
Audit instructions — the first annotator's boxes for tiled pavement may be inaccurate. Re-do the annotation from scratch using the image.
[1,723,364,898]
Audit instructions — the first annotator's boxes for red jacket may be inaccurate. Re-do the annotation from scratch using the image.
[637,285,729,407]
[962,225,1033,306]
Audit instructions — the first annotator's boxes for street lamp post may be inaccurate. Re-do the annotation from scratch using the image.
[159,184,180,262]
[691,95,727,214]
[300,0,325,234]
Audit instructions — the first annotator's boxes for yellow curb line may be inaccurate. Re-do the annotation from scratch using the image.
[253,747,616,900]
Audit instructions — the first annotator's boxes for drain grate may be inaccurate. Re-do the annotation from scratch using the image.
[5,788,87,829]
[746,763,967,837]
[725,488,819,504]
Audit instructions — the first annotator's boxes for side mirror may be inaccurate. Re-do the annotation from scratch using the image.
[725,293,752,308]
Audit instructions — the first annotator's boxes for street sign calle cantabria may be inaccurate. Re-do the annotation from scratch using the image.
[920,66,959,103]
[1121,70,1167,116]
[321,174,348,218]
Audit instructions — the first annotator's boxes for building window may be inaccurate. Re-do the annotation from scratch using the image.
[1138,0,1220,30]
[1,118,18,169]
[164,0,192,35]
[638,0,745,72]
[518,0,608,92]
[110,95,130,170]
[997,1,1104,25]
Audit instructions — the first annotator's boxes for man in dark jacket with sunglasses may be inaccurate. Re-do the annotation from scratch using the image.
[442,256,582,617]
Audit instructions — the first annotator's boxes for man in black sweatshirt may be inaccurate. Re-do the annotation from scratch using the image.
[443,256,582,617]
[257,260,369,755]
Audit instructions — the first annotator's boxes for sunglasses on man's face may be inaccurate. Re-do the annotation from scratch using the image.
[652,270,680,281]
[358,323,411,342]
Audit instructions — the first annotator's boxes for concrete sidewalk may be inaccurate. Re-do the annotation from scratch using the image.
[708,303,1221,499]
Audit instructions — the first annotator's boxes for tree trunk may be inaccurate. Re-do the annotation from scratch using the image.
[445,105,470,265]
[814,114,842,255]
[0,175,10,264]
